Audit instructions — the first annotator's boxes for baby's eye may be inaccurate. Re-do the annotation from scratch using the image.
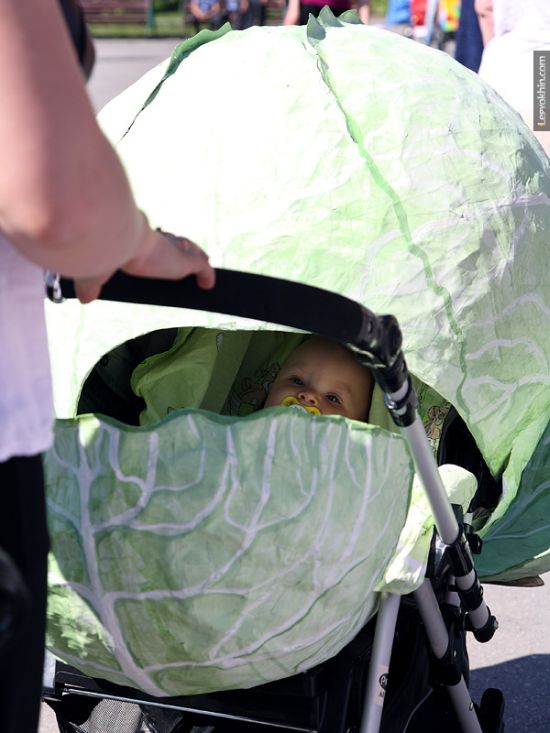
[326,394,342,405]
[291,376,304,386]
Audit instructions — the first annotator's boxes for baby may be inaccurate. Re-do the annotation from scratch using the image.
[264,336,373,422]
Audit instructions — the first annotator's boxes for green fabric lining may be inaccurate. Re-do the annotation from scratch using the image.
[131,327,451,452]
[132,329,307,424]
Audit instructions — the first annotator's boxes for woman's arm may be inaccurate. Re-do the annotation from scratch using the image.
[357,0,370,24]
[283,0,300,25]
[474,0,494,45]
[0,0,214,302]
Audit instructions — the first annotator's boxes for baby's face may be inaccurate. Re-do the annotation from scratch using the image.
[264,338,373,421]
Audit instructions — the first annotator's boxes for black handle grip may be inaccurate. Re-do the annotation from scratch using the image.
[57,268,410,398]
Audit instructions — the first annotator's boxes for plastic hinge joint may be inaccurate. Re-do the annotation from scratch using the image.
[383,376,418,428]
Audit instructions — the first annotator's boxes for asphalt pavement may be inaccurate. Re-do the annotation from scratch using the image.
[87,38,181,112]
[40,37,550,733]
[468,581,550,731]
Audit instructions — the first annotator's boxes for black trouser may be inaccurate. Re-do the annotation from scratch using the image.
[0,454,50,733]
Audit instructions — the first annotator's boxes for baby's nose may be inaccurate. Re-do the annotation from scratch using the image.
[298,389,319,406]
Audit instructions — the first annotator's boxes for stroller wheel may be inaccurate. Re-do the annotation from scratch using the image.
[477,688,505,733]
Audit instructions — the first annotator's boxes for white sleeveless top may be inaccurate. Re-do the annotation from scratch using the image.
[492,0,550,39]
[479,0,550,156]
[0,234,54,462]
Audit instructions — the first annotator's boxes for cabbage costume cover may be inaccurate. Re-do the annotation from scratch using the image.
[45,13,550,697]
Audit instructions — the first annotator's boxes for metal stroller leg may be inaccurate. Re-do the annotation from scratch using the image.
[414,581,482,733]
[400,417,497,645]
[359,592,401,733]
[352,319,499,731]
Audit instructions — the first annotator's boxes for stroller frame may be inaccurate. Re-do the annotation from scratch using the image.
[45,269,504,732]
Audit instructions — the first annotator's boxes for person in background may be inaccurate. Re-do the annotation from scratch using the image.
[225,0,250,29]
[241,0,273,29]
[475,0,550,155]
[189,0,225,33]
[284,0,370,27]
[473,0,493,46]
[385,0,411,26]
[454,0,484,72]
[0,2,215,733]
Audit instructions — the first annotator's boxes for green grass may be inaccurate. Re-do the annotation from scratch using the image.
[89,11,187,38]
[88,2,388,38]
[371,0,387,17]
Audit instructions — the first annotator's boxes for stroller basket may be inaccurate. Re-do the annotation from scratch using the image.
[44,269,504,733]
[45,600,448,733]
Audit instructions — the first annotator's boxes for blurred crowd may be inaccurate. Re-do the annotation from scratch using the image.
[383,0,550,154]
[189,0,275,33]
[187,0,549,153]
[188,0,370,32]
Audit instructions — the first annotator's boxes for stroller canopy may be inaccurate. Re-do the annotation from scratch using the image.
[45,12,550,696]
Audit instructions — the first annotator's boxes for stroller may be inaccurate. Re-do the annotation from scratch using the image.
[42,10,550,733]
[43,269,504,733]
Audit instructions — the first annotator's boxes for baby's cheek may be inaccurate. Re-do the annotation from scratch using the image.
[264,388,279,407]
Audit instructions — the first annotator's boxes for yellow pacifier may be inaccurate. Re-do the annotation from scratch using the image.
[281,395,320,415]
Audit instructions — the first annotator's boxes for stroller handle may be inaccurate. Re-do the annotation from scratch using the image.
[54,269,411,402]
[51,267,497,644]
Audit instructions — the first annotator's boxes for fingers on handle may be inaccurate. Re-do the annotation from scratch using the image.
[159,232,216,289]
[74,232,216,303]
[195,262,216,290]
[74,278,103,304]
